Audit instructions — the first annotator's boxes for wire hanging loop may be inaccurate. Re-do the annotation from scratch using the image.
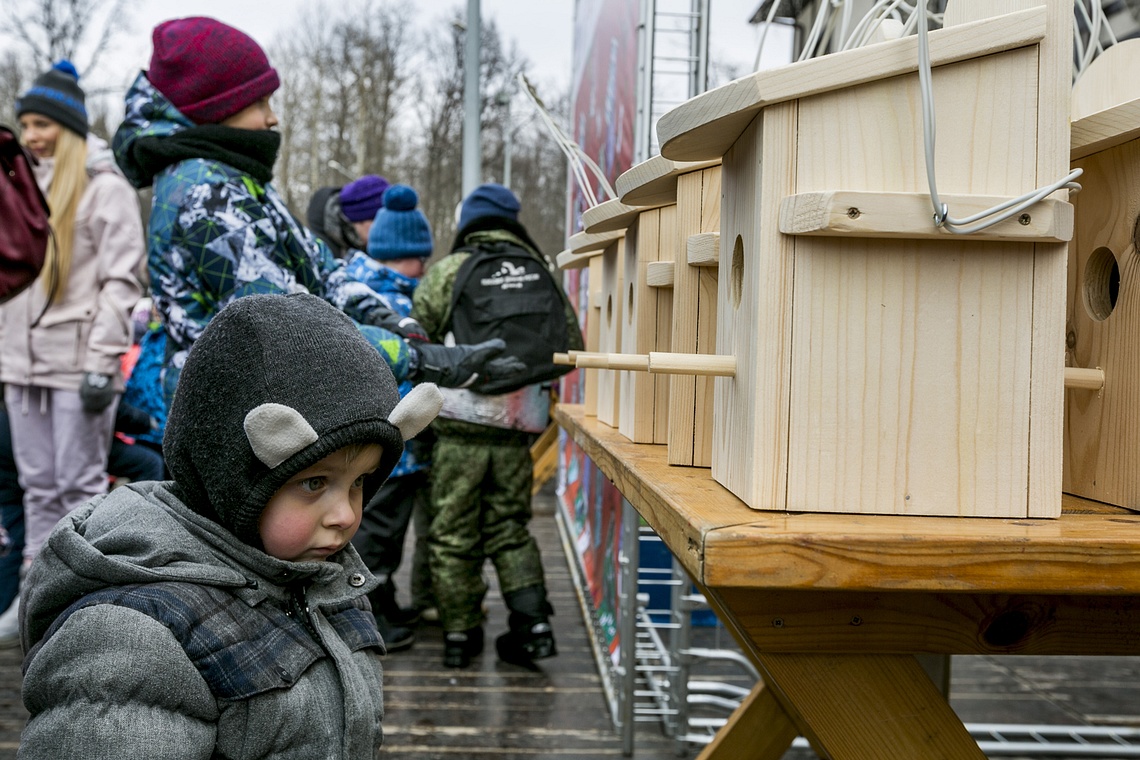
[916,2,1082,235]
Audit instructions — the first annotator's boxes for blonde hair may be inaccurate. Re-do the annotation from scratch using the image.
[42,127,89,302]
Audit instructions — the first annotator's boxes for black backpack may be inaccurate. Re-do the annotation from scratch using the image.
[446,240,578,395]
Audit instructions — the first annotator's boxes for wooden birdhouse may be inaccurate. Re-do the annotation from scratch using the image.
[1065,39,1140,509]
[616,156,722,465]
[581,198,676,445]
[655,0,1073,518]
[556,229,624,420]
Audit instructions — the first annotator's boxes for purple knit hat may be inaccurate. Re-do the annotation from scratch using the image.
[340,174,390,222]
[147,17,280,125]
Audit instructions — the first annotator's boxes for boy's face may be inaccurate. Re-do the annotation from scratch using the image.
[259,444,382,562]
[221,96,279,131]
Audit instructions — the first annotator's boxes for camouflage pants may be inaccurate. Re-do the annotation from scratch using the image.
[427,436,546,632]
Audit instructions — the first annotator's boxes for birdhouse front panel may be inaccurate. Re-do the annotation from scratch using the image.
[620,206,675,444]
[669,166,721,467]
[1065,136,1140,509]
[583,254,604,417]
[597,238,625,428]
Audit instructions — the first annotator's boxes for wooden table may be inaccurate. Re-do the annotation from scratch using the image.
[554,404,1140,760]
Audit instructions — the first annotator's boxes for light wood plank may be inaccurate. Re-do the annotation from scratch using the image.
[714,102,797,513]
[1072,38,1140,121]
[596,239,624,428]
[779,191,1072,242]
[655,205,677,443]
[581,198,645,235]
[568,228,624,254]
[555,403,1140,594]
[583,257,603,416]
[687,232,721,266]
[657,7,1046,161]
[669,167,721,467]
[556,247,603,270]
[712,587,1140,656]
[616,154,721,206]
[645,261,675,287]
[619,217,652,442]
[756,654,986,760]
[696,683,798,760]
[1023,0,1071,518]
[1071,99,1140,160]
[1065,134,1140,509]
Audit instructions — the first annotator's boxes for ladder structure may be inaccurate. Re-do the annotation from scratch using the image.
[634,0,710,163]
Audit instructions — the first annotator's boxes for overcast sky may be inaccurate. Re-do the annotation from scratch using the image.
[21,0,775,96]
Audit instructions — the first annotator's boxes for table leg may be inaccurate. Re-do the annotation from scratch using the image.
[757,653,986,760]
[697,681,798,760]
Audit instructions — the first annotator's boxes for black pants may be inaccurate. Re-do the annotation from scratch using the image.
[0,408,25,612]
[351,470,432,610]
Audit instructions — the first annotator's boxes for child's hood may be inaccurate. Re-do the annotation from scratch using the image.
[163,293,441,547]
[111,71,195,188]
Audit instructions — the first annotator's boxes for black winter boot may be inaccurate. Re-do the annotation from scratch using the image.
[443,626,484,668]
[497,585,557,665]
[368,578,421,628]
[376,616,415,652]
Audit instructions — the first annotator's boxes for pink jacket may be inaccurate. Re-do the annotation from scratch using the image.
[0,138,144,392]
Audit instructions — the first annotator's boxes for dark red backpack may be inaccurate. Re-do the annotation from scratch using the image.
[0,124,51,305]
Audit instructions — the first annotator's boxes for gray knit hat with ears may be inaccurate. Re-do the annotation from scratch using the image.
[164,293,442,547]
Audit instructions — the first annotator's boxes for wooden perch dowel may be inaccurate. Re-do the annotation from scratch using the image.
[648,352,737,377]
[553,353,574,366]
[1064,367,1105,391]
[575,353,651,371]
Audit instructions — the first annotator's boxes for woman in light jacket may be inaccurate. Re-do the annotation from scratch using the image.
[0,61,144,578]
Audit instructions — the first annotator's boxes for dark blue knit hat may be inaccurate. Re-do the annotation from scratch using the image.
[16,60,88,138]
[367,184,433,260]
[340,174,390,222]
[457,183,520,233]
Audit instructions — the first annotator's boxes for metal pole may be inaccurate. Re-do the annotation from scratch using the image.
[619,498,639,755]
[691,0,710,97]
[463,0,482,196]
[497,90,513,187]
[634,0,655,163]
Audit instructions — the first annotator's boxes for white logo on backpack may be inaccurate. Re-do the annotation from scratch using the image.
[480,261,541,290]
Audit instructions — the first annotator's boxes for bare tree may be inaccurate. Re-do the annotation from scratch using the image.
[272,0,571,254]
[0,0,134,76]
[0,50,30,126]
[273,0,412,212]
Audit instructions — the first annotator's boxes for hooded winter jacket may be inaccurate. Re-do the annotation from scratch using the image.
[111,73,410,402]
[19,482,387,759]
[0,135,144,392]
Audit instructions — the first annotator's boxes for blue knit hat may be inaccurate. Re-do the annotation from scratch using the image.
[457,183,520,232]
[16,60,88,138]
[340,174,390,222]
[367,184,433,260]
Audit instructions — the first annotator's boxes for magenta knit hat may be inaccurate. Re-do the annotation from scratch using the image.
[147,17,280,125]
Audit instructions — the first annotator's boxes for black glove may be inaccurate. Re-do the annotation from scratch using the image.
[408,339,527,389]
[79,372,116,413]
[365,307,430,343]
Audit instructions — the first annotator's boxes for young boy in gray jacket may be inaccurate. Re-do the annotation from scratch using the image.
[16,293,442,759]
